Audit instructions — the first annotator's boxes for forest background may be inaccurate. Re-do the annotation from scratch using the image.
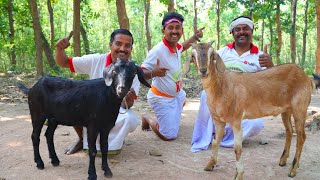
[1,0,320,78]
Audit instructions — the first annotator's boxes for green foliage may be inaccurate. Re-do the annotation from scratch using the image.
[0,0,317,76]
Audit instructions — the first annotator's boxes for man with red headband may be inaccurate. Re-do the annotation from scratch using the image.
[191,16,274,152]
[141,12,204,141]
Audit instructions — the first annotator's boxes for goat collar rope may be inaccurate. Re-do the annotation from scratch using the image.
[119,99,128,114]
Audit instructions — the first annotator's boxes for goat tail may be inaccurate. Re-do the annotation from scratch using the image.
[16,82,30,95]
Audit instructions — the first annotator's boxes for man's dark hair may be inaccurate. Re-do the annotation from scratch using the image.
[110,29,134,45]
[162,12,184,28]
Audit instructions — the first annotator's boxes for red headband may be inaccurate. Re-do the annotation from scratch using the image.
[163,18,183,28]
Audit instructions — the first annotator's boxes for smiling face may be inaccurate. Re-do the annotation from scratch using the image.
[162,21,183,45]
[109,34,133,62]
[232,24,253,46]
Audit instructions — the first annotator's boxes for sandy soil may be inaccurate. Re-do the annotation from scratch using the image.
[0,78,320,180]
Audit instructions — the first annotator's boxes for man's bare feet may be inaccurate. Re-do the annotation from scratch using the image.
[141,116,174,141]
[141,116,151,131]
[64,139,83,155]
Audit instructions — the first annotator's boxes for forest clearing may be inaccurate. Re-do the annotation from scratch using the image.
[0,75,319,180]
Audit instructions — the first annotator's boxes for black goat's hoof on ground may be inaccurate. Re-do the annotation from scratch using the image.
[51,159,60,166]
[104,170,113,178]
[88,174,97,180]
[36,161,44,170]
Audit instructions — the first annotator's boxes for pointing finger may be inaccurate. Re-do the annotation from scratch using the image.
[67,31,73,41]
[263,44,268,53]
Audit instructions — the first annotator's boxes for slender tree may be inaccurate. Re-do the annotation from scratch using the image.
[316,0,320,73]
[116,0,130,30]
[290,0,297,64]
[8,0,16,69]
[275,0,282,65]
[47,0,54,48]
[216,0,220,49]
[301,0,309,66]
[28,0,44,76]
[73,0,81,56]
[80,21,90,54]
[144,0,151,51]
[168,0,174,13]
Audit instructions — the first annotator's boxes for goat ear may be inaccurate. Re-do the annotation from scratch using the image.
[214,53,226,73]
[136,65,151,88]
[103,64,114,86]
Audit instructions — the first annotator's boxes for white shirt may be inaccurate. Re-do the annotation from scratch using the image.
[141,38,184,97]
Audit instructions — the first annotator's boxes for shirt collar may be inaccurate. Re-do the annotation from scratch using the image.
[226,42,259,54]
[162,38,182,53]
[106,53,112,67]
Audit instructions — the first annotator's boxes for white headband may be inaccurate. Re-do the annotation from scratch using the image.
[229,17,254,33]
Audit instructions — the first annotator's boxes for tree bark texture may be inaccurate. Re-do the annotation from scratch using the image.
[301,0,309,66]
[8,0,16,68]
[28,0,43,76]
[215,0,220,49]
[80,21,90,54]
[73,0,81,56]
[316,0,320,73]
[144,0,151,51]
[168,0,174,13]
[116,0,130,30]
[47,0,54,48]
[290,0,297,64]
[276,0,282,65]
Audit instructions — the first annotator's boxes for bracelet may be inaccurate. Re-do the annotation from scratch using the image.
[193,34,201,42]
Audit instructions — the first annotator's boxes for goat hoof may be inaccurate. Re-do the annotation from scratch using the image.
[279,162,286,167]
[104,169,113,178]
[36,164,44,170]
[204,166,213,171]
[52,160,60,166]
[288,172,296,178]
[88,174,97,180]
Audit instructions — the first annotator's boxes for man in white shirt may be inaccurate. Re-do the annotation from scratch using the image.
[56,29,140,155]
[141,12,204,141]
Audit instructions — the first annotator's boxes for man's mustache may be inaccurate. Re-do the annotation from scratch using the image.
[236,33,248,38]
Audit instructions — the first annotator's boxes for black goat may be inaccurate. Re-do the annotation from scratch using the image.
[17,59,151,180]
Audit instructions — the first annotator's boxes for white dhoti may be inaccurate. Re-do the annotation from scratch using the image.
[83,107,140,151]
[147,89,186,139]
[191,90,264,152]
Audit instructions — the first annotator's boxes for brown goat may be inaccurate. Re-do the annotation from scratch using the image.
[189,42,314,179]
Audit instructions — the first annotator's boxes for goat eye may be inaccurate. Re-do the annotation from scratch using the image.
[112,70,117,75]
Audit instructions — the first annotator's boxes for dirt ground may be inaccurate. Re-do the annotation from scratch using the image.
[0,75,320,180]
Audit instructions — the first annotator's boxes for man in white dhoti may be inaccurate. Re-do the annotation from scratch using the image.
[191,16,274,152]
[141,12,204,140]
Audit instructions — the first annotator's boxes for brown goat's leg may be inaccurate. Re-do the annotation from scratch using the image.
[279,112,293,167]
[205,120,225,171]
[231,120,244,180]
[288,112,307,177]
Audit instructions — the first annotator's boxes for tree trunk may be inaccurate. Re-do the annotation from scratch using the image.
[267,16,273,55]
[28,0,44,76]
[73,0,81,56]
[260,19,265,51]
[80,21,90,54]
[276,0,282,65]
[301,0,309,66]
[168,0,174,13]
[47,0,54,48]
[41,33,56,68]
[144,0,151,51]
[193,0,197,33]
[8,0,16,69]
[290,0,297,64]
[315,0,320,73]
[249,0,254,19]
[216,0,220,49]
[116,0,130,30]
